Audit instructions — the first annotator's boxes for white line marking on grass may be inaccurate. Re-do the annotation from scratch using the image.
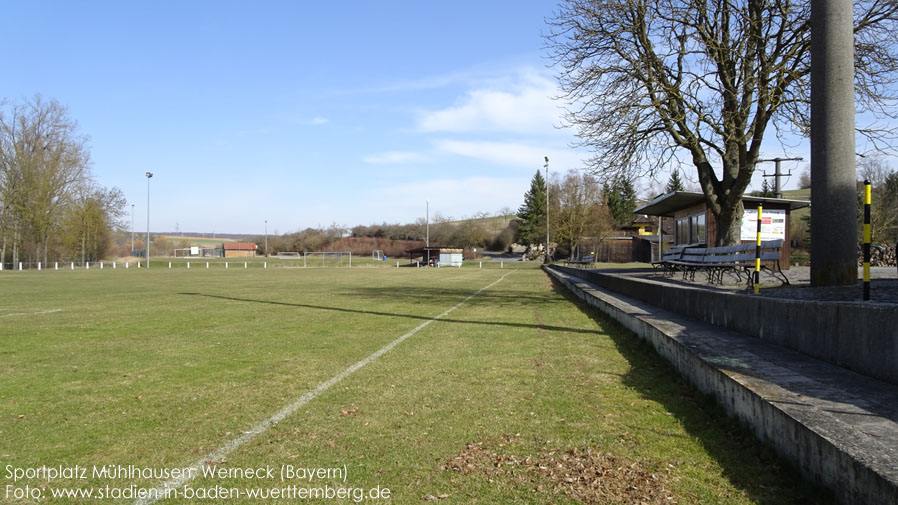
[135,271,513,505]
[0,309,61,318]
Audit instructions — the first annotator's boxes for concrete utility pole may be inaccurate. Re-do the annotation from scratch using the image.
[131,204,135,252]
[426,200,429,247]
[810,0,857,286]
[264,220,268,257]
[758,157,803,199]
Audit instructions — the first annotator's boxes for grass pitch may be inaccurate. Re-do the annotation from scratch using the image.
[1,265,833,504]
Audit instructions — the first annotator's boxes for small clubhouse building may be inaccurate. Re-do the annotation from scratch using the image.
[634,191,810,268]
[223,242,258,258]
[406,246,464,267]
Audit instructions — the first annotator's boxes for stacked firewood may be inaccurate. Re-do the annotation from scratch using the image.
[858,243,898,266]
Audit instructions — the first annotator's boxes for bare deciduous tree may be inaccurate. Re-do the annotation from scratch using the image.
[546,0,898,245]
[550,170,611,259]
[0,96,91,263]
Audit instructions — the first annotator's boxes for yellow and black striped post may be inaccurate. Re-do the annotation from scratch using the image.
[863,180,872,300]
[754,205,762,294]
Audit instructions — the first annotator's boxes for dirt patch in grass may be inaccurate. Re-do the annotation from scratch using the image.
[444,436,676,504]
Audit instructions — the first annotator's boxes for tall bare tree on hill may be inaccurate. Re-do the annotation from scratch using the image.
[546,0,898,245]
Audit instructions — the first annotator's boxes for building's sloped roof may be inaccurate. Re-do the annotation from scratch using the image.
[223,242,257,250]
[634,191,810,217]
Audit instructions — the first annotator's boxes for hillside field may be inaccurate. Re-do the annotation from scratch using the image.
[0,266,833,504]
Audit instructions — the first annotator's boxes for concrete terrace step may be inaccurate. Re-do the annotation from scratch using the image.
[546,266,898,505]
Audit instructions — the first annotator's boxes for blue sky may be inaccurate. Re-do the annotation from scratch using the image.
[5,1,813,234]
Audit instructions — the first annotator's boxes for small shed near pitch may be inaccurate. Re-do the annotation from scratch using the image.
[633,191,809,268]
[223,242,257,258]
[406,246,464,267]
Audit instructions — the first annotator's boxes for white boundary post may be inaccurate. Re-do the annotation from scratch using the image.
[55,262,58,270]
[71,262,75,270]
[501,261,503,268]
[187,262,190,269]
[138,261,141,268]
[38,262,42,271]
[100,262,104,269]
[19,262,23,271]
[113,262,117,269]
[264,262,267,269]
[206,262,209,269]
[126,262,129,269]
[168,261,171,269]
[479,261,482,268]
[86,262,90,270]
[226,262,229,269]
[244,261,247,269]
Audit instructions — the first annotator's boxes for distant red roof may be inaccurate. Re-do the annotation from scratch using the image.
[223,242,257,250]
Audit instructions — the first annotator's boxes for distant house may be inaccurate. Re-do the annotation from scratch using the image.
[620,214,657,236]
[223,242,257,258]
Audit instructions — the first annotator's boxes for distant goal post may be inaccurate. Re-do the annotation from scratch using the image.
[303,251,352,268]
[372,249,384,260]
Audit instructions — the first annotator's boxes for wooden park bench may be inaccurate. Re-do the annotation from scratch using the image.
[651,245,689,276]
[563,254,595,267]
[666,239,788,287]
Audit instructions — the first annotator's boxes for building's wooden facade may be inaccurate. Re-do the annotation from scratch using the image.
[223,242,257,258]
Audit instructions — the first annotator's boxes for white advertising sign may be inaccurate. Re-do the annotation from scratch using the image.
[740,208,786,241]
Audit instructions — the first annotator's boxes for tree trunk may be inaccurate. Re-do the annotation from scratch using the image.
[12,222,19,267]
[713,200,745,246]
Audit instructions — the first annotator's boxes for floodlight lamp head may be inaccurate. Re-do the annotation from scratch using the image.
[544,156,549,163]
[146,172,153,178]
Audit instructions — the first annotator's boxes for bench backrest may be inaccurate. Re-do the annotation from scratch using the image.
[701,239,783,265]
[662,247,685,261]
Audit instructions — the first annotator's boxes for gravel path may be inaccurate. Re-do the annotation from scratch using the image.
[622,265,898,304]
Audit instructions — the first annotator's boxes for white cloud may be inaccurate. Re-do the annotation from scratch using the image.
[418,73,562,134]
[362,151,426,164]
[434,140,585,172]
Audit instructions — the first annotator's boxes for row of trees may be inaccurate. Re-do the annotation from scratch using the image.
[0,96,126,265]
[514,167,696,260]
[258,210,521,258]
[515,169,645,260]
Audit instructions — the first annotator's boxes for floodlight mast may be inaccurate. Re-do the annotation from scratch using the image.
[265,220,268,257]
[146,172,153,267]
[131,204,135,252]
[426,200,429,247]
[545,156,549,263]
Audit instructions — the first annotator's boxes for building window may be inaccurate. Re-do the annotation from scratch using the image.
[676,212,706,245]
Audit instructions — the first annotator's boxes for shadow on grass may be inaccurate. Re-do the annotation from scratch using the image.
[546,276,837,505]
[178,292,600,336]
[338,285,566,307]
